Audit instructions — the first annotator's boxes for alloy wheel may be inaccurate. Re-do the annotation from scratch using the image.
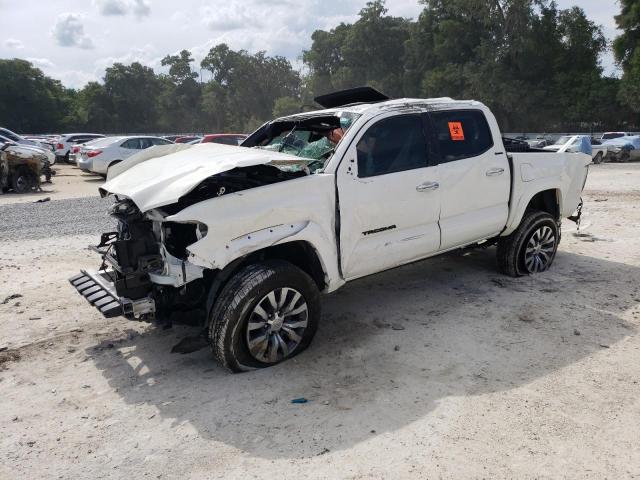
[245,287,308,363]
[524,225,556,273]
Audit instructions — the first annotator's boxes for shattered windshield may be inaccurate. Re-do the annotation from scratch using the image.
[254,112,361,172]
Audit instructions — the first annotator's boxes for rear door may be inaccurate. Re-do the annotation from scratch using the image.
[429,109,510,249]
[120,138,143,158]
[337,113,442,280]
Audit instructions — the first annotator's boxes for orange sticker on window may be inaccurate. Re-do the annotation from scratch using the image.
[448,122,465,141]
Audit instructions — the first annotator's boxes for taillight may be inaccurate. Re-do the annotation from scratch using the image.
[72,146,80,153]
[56,143,64,150]
[87,150,102,158]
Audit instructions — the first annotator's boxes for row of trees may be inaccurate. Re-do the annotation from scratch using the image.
[1,0,639,134]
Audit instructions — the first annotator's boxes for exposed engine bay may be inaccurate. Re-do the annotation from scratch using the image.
[74,110,360,326]
[85,159,314,325]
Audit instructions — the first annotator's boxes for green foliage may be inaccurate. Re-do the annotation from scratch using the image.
[0,59,74,132]
[1,0,638,134]
[614,0,640,113]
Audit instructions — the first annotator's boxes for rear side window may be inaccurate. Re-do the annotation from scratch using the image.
[139,138,154,149]
[431,110,493,163]
[357,115,428,178]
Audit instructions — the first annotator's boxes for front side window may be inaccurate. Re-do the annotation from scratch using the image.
[357,115,428,178]
[430,110,494,163]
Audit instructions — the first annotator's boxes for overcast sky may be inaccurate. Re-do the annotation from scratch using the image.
[0,0,622,89]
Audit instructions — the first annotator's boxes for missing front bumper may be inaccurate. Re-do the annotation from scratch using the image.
[69,270,155,319]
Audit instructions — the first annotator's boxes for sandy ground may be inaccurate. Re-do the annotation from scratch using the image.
[0,163,639,479]
[0,164,104,206]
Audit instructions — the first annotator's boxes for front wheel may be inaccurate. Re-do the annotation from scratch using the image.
[593,152,603,164]
[497,211,559,277]
[11,166,37,193]
[208,260,320,372]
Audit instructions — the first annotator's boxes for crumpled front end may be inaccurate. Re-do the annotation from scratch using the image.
[70,197,210,323]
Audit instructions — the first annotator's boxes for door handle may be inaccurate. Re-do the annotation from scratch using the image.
[486,167,505,177]
[416,181,439,192]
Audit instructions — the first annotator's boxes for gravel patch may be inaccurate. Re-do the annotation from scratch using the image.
[0,196,115,241]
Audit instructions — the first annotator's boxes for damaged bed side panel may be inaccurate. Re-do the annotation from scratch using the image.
[166,173,343,292]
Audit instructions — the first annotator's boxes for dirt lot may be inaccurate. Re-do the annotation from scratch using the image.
[1,163,639,479]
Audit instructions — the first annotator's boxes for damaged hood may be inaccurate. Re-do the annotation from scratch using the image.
[100,143,310,212]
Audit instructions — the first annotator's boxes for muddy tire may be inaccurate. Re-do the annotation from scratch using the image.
[593,152,603,164]
[11,166,36,193]
[208,260,320,372]
[497,210,559,277]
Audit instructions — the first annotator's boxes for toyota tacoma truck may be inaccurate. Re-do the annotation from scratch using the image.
[70,87,590,372]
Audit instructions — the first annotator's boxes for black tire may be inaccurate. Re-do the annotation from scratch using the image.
[64,152,70,164]
[208,260,320,372]
[11,166,36,193]
[593,152,603,164]
[497,210,559,277]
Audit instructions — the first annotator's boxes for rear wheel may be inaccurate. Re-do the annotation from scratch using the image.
[208,260,320,372]
[497,210,559,277]
[104,160,122,179]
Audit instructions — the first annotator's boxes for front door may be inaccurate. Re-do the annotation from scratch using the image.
[336,113,442,280]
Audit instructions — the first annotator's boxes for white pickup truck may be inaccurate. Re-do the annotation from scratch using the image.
[70,88,590,372]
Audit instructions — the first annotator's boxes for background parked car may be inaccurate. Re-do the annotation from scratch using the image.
[600,132,633,141]
[55,133,105,163]
[174,136,202,144]
[0,134,56,164]
[77,136,173,176]
[201,133,248,145]
[590,138,609,164]
[0,127,48,150]
[525,136,550,148]
[23,136,57,152]
[543,135,594,158]
[601,136,640,162]
[0,142,53,192]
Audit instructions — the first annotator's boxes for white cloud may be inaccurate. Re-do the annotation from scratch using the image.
[94,0,128,16]
[201,5,253,32]
[4,38,24,49]
[58,70,100,89]
[51,13,94,49]
[131,0,151,18]
[26,57,55,69]
[94,0,150,18]
[93,44,162,76]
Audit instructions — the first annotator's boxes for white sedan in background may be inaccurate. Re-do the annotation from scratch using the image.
[77,136,174,176]
[543,135,606,162]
